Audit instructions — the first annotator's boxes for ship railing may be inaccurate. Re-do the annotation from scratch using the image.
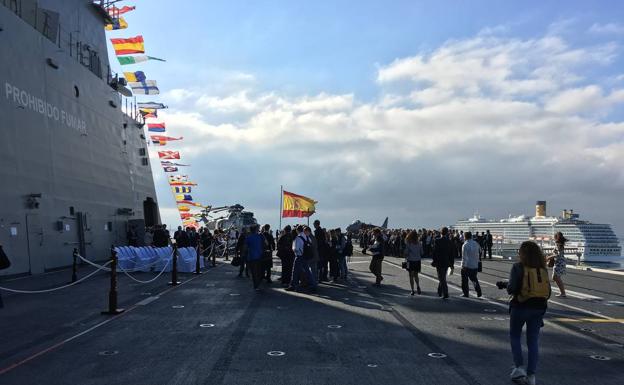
[2,0,105,79]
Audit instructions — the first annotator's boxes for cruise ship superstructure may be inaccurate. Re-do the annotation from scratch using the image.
[454,201,621,262]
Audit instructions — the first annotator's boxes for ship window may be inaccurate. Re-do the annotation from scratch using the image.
[69,206,75,216]
[74,86,80,98]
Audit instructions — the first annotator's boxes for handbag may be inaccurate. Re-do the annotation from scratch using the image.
[0,246,11,270]
[477,261,482,272]
[547,257,555,268]
[231,256,241,267]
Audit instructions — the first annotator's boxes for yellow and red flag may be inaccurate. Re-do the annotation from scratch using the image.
[282,190,317,218]
[110,36,144,55]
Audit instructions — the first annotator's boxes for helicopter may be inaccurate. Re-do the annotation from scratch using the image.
[198,204,258,233]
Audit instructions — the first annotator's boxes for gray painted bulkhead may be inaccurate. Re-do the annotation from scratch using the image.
[0,1,159,276]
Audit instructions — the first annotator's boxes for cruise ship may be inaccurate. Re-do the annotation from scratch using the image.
[0,0,159,276]
[453,201,621,263]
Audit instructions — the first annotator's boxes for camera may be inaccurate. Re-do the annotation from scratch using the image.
[496,281,508,290]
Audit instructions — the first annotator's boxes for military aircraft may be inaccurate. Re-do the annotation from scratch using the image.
[346,217,388,234]
[198,204,258,232]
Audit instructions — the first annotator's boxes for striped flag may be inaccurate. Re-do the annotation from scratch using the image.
[147,123,165,132]
[110,36,144,55]
[158,151,180,159]
[117,55,166,65]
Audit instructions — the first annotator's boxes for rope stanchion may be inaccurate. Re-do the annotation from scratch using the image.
[71,248,78,283]
[169,244,180,286]
[102,246,124,315]
[194,245,202,275]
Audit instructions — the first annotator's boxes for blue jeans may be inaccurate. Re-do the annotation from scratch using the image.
[510,307,545,375]
[290,256,317,289]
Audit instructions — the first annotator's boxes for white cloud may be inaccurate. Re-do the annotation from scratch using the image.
[545,86,624,114]
[154,27,624,241]
[589,22,624,35]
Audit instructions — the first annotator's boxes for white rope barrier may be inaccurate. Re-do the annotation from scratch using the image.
[0,261,111,294]
[120,258,171,284]
[77,255,112,272]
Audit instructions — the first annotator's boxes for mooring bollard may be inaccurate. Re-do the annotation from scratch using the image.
[71,248,78,283]
[194,245,202,275]
[102,246,124,315]
[169,244,180,285]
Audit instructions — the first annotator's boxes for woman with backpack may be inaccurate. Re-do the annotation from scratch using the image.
[548,232,567,298]
[403,231,423,295]
[500,241,550,385]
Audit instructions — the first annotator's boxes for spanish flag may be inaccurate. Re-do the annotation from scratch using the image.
[110,36,144,55]
[282,190,317,218]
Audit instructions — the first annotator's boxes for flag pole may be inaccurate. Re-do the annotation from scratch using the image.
[279,185,283,230]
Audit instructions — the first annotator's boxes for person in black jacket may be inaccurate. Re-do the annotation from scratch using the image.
[152,224,170,247]
[262,224,276,283]
[433,227,454,299]
[313,220,329,282]
[276,226,295,285]
[485,230,493,259]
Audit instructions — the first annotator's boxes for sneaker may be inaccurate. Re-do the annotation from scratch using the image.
[461,294,469,298]
[510,367,527,383]
[556,293,567,298]
[525,374,535,385]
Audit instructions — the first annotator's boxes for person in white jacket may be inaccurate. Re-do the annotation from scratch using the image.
[461,232,482,297]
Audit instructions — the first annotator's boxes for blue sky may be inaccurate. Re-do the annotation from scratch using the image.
[107,1,624,241]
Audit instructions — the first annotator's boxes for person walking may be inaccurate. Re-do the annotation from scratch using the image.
[314,220,329,282]
[236,228,249,278]
[286,226,317,293]
[245,225,267,291]
[485,230,493,259]
[502,241,551,385]
[336,228,348,279]
[369,228,385,286]
[460,232,482,298]
[261,224,275,283]
[433,227,454,299]
[276,226,295,286]
[308,228,320,283]
[404,231,423,295]
[549,232,568,298]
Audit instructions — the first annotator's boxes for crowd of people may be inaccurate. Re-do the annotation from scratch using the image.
[133,221,570,385]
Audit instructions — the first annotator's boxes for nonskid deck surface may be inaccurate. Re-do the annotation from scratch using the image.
[1,251,623,385]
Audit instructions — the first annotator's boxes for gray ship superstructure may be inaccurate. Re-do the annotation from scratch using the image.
[454,201,621,262]
[1,0,159,276]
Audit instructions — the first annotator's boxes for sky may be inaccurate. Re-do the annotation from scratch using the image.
[107,0,624,241]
